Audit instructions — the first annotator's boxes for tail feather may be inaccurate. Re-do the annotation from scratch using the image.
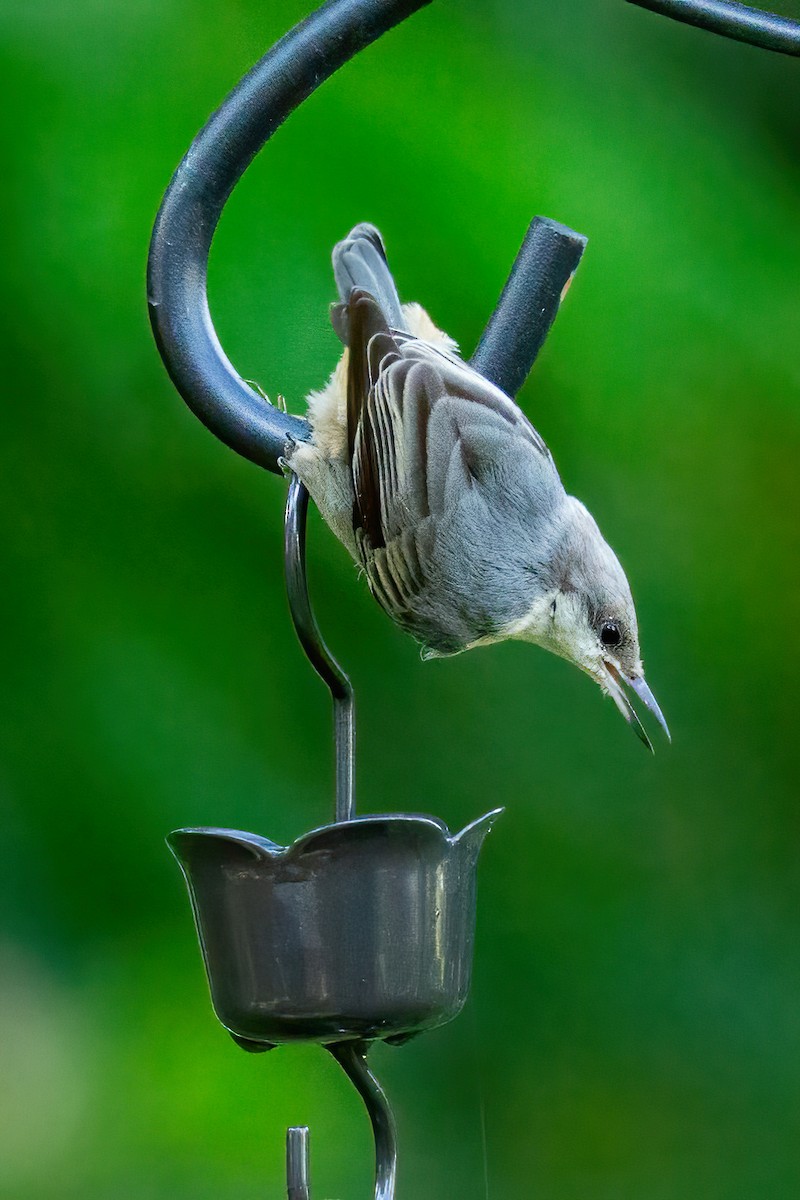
[332,223,406,334]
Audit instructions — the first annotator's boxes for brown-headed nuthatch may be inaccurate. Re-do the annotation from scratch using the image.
[289,224,669,750]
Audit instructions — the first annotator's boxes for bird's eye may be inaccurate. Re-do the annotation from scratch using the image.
[600,620,622,647]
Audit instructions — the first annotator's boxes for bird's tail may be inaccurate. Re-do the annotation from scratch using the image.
[332,223,406,334]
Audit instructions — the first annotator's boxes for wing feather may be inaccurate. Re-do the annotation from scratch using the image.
[343,287,555,635]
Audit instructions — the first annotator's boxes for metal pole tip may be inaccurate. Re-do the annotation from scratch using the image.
[286,1125,310,1200]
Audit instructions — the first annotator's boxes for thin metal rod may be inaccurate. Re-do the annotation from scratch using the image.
[327,1042,398,1200]
[284,472,355,822]
[286,1126,310,1200]
[628,0,800,55]
[470,217,588,398]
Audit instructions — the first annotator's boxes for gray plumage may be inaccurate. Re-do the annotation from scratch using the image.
[289,224,669,747]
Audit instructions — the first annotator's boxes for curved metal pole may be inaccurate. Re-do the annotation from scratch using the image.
[470,217,588,397]
[628,0,800,55]
[147,0,593,476]
[328,1042,398,1200]
[147,0,432,475]
[147,0,798,475]
[284,472,355,822]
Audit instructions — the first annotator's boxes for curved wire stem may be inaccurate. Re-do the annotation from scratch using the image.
[284,1044,398,1200]
[628,0,800,55]
[284,471,355,822]
[328,1042,398,1200]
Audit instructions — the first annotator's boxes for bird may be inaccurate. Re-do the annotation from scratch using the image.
[287,223,669,750]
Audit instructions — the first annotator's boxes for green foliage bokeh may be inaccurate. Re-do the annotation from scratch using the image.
[1,0,799,1196]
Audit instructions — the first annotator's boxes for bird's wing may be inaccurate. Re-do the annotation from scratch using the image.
[343,289,557,636]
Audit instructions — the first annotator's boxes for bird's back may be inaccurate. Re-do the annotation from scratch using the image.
[293,225,566,655]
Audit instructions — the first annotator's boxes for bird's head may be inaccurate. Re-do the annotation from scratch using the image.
[517,497,669,751]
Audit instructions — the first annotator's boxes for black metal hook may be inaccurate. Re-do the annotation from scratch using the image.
[146,0,589,477]
[146,0,798,480]
[628,0,800,55]
[286,1042,398,1200]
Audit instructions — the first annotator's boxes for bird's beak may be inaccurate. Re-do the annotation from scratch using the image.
[627,674,671,743]
[593,662,670,752]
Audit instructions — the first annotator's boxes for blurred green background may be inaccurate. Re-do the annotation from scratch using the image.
[2,0,800,1196]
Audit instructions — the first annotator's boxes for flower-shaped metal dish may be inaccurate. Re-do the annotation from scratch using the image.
[169,810,500,1049]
